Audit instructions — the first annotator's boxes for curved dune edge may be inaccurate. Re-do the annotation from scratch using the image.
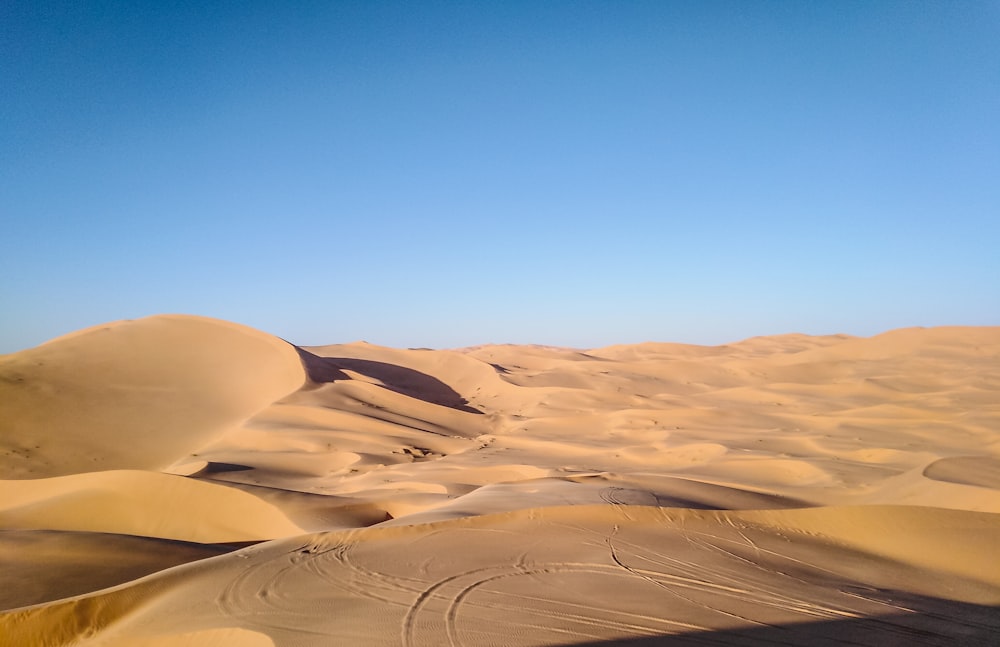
[0,315,305,479]
[0,470,307,543]
[3,503,998,647]
[735,505,1000,587]
[923,456,1000,490]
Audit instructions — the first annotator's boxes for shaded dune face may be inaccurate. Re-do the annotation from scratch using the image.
[1,319,999,646]
[0,530,234,610]
[295,348,482,413]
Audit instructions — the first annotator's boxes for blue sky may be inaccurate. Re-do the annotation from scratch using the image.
[2,1,998,352]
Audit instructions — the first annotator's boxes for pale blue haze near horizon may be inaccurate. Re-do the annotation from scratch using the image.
[2,1,998,352]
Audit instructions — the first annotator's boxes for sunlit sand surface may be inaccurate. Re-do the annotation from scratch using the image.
[2,316,998,646]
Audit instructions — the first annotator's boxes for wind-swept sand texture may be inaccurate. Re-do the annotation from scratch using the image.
[2,317,999,646]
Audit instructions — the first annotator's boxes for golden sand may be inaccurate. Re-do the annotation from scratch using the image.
[2,315,998,646]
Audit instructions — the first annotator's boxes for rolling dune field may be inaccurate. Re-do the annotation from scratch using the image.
[2,315,998,646]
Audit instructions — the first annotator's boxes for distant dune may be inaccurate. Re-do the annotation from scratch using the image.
[2,315,998,646]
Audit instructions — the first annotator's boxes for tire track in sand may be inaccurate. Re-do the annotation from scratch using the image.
[400,555,708,647]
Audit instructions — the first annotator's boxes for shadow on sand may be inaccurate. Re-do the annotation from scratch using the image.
[559,597,1000,647]
[295,348,481,414]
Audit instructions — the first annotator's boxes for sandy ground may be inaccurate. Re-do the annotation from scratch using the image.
[2,315,998,646]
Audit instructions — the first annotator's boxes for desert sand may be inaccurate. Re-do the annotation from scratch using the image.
[2,315,998,646]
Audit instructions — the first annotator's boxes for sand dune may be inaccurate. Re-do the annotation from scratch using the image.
[2,317,998,646]
[5,505,998,646]
[0,530,232,610]
[0,315,304,478]
[0,470,307,542]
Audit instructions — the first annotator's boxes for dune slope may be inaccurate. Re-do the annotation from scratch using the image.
[1,320,998,646]
[4,505,999,646]
[0,315,305,478]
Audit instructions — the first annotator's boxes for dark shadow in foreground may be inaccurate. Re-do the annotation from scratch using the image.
[0,529,238,610]
[295,348,482,414]
[558,599,1000,647]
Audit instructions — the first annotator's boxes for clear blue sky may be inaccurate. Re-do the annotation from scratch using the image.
[2,1,998,352]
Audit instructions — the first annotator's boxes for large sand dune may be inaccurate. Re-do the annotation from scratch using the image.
[2,316,998,645]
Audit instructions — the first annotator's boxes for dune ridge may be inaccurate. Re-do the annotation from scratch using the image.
[2,317,998,645]
[0,315,305,478]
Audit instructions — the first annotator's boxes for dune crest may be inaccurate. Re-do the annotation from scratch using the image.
[0,315,305,478]
[0,470,307,543]
[2,320,998,645]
